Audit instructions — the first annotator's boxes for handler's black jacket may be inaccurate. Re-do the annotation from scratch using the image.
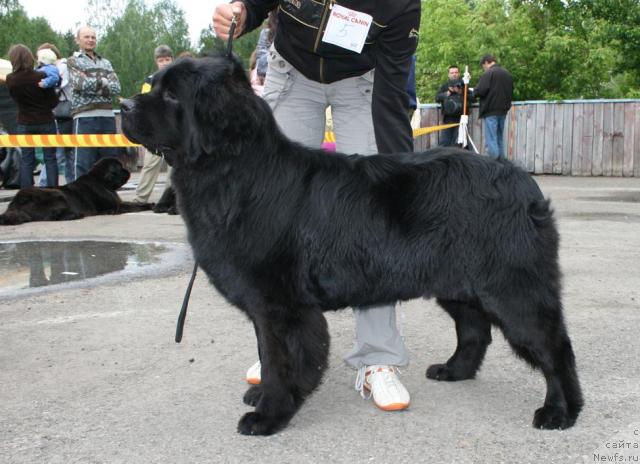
[472,64,513,119]
[239,0,421,154]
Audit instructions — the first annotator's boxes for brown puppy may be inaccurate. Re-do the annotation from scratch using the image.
[0,158,153,225]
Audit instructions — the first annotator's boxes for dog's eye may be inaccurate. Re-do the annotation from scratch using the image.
[163,89,178,102]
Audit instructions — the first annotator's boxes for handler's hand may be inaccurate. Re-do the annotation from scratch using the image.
[213,2,247,40]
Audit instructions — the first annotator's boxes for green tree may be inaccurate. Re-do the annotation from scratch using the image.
[415,0,634,101]
[0,2,66,59]
[0,0,19,15]
[196,26,225,55]
[570,0,640,96]
[60,30,77,57]
[415,0,477,103]
[196,25,263,69]
[97,0,192,98]
[84,0,127,37]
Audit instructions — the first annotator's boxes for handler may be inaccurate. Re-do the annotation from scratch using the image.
[214,0,420,411]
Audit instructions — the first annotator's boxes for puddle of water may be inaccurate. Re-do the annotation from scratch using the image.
[0,240,188,297]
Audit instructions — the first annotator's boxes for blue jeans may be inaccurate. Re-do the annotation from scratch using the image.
[438,125,459,147]
[56,118,75,184]
[17,121,58,188]
[73,116,118,178]
[38,118,76,186]
[483,115,507,159]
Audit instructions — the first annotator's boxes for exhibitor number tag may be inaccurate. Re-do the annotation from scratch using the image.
[321,5,372,54]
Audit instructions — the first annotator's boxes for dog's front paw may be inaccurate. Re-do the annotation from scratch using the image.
[426,362,477,381]
[153,203,168,213]
[167,206,178,215]
[243,385,263,406]
[426,363,458,381]
[237,412,283,436]
[533,405,574,430]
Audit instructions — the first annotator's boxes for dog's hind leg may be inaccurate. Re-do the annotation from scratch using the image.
[237,308,329,436]
[481,294,583,430]
[243,320,265,407]
[426,299,492,381]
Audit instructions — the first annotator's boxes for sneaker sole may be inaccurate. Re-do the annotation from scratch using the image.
[373,401,410,411]
[246,377,261,385]
[364,385,410,411]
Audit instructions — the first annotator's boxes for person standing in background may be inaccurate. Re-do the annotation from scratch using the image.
[133,45,174,205]
[36,43,75,186]
[4,44,59,188]
[435,65,466,147]
[68,26,121,178]
[472,54,513,159]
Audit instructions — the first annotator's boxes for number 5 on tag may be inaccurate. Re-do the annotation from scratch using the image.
[321,5,372,54]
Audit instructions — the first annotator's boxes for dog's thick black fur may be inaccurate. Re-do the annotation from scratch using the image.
[121,54,582,436]
[0,158,153,225]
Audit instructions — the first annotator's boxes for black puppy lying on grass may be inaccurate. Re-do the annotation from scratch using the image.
[121,53,583,436]
[0,158,153,225]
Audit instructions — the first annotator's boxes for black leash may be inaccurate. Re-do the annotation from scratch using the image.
[226,14,238,57]
[175,262,198,343]
[175,17,237,344]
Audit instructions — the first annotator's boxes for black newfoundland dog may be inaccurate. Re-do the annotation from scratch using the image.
[121,54,582,436]
[0,158,153,225]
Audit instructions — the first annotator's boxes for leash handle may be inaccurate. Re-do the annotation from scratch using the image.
[175,262,198,343]
[226,14,238,57]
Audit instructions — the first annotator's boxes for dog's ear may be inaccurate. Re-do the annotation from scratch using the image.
[183,58,258,163]
[101,160,129,190]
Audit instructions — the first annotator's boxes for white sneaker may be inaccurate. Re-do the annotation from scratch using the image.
[355,365,410,411]
[246,360,261,385]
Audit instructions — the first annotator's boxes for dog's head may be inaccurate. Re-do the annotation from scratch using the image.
[89,158,131,190]
[121,53,269,167]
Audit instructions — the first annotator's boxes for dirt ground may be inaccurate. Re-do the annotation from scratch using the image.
[1,174,639,464]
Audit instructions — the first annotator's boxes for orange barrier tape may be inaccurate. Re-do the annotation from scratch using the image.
[0,134,140,147]
[324,131,336,143]
[325,124,459,142]
[412,123,460,138]
[0,125,459,148]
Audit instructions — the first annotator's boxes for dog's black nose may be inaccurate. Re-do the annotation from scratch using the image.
[120,99,135,113]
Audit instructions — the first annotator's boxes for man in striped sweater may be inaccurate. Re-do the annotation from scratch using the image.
[68,26,121,179]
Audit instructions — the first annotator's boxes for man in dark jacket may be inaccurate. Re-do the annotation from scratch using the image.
[214,0,420,412]
[472,54,513,159]
[435,65,465,146]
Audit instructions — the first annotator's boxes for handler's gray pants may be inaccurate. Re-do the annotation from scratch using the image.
[262,47,409,369]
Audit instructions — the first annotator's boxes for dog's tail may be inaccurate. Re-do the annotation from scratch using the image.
[0,209,30,225]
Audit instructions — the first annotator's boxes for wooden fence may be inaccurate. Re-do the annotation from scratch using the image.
[415,100,640,177]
